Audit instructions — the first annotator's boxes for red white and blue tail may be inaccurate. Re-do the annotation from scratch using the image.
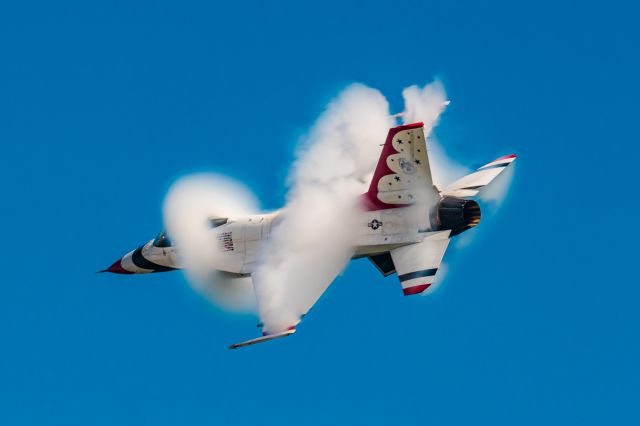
[362,122,438,211]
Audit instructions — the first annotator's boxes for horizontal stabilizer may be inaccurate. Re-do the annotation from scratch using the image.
[228,329,295,350]
[442,154,517,198]
[390,230,450,295]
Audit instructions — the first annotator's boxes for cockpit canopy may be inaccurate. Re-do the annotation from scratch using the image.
[153,231,173,248]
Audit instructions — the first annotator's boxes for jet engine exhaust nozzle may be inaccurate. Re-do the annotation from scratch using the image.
[436,197,481,236]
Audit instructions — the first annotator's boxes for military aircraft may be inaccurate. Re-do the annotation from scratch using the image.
[102,122,516,348]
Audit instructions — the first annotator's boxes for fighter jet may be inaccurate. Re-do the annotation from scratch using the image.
[102,122,516,348]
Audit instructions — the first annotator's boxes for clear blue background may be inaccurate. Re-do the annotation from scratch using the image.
[1,1,637,425]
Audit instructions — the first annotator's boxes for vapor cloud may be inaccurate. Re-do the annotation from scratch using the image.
[163,174,259,313]
[479,160,516,207]
[402,81,469,188]
[163,80,512,324]
[253,84,395,333]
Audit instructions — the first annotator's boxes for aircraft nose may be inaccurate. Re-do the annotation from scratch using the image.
[100,257,133,274]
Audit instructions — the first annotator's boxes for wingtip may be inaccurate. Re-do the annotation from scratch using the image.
[228,328,296,350]
[494,154,517,161]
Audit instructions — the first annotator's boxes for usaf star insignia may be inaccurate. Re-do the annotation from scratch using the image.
[368,219,383,230]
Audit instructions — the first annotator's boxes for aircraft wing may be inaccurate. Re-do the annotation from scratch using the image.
[441,154,517,198]
[230,250,350,349]
[390,230,451,295]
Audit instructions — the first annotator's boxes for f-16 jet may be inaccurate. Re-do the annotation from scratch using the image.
[102,122,516,348]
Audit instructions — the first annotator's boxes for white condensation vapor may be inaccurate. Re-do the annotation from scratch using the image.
[162,81,484,322]
[253,84,394,334]
[402,82,516,253]
[163,174,259,313]
[479,160,516,207]
[421,262,448,296]
[454,163,516,250]
[402,81,469,188]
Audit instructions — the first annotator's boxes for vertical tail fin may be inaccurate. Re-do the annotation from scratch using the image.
[363,122,438,211]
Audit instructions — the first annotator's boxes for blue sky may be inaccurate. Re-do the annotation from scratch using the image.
[1,1,638,425]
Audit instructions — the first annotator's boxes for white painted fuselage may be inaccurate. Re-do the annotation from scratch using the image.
[114,201,435,275]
